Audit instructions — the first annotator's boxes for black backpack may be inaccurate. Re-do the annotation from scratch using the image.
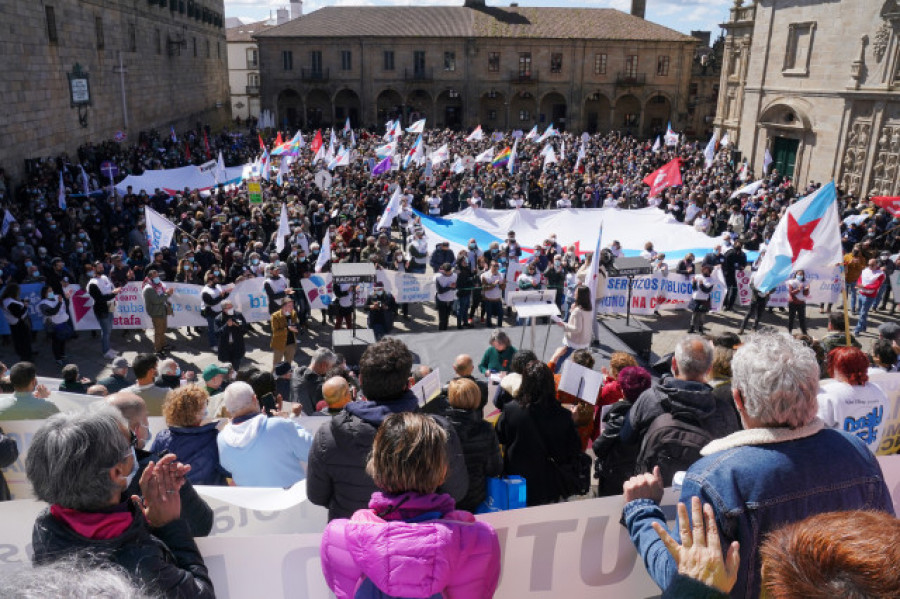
[636,410,713,487]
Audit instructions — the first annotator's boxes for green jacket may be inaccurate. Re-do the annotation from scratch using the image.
[478,345,517,374]
[142,284,169,319]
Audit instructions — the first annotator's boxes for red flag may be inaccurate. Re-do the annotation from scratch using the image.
[203,131,211,160]
[310,130,323,155]
[258,134,265,150]
[275,131,283,147]
[642,158,683,198]
[184,140,191,161]
[872,196,900,218]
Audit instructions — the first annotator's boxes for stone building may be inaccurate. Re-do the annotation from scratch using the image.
[0,0,230,183]
[227,19,274,122]
[684,31,723,139]
[715,0,900,195]
[254,1,697,136]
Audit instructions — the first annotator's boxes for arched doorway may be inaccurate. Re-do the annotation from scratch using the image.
[644,93,672,138]
[406,89,432,125]
[479,90,507,131]
[583,93,611,133]
[435,89,464,130]
[333,88,361,128]
[540,92,568,131]
[758,102,812,183]
[276,89,302,130]
[306,89,331,129]
[509,91,537,130]
[376,89,404,124]
[614,94,641,134]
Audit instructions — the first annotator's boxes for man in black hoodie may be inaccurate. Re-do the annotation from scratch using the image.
[306,338,468,520]
[620,336,741,485]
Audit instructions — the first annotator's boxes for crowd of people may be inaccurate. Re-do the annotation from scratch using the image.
[1,121,900,597]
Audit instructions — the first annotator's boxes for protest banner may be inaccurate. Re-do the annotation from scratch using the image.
[0,283,47,335]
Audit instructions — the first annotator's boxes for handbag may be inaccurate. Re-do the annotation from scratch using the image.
[531,412,592,498]
[475,476,527,513]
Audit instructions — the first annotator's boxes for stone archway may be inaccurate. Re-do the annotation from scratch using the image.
[583,93,611,133]
[540,92,568,131]
[509,91,537,130]
[306,89,331,129]
[276,89,302,130]
[406,89,432,125]
[644,93,672,138]
[376,89,404,124]
[614,94,642,133]
[333,88,361,129]
[435,88,464,130]
[479,91,507,131]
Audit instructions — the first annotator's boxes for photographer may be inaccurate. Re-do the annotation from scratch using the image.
[364,282,397,340]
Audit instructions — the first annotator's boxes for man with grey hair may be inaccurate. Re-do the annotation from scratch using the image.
[620,335,740,485]
[217,381,313,487]
[621,332,893,598]
[291,347,337,416]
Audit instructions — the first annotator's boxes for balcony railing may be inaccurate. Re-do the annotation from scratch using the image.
[509,70,538,84]
[301,67,329,81]
[616,72,647,86]
[405,68,433,81]
[245,85,260,96]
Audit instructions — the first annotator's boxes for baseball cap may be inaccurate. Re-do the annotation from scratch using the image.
[274,361,292,376]
[112,357,129,369]
[203,364,230,382]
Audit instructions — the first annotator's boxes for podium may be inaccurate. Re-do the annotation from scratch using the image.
[331,262,376,339]
[508,290,560,355]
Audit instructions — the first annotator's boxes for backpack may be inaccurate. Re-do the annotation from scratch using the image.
[636,410,713,487]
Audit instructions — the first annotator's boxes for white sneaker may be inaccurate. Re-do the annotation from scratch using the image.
[104,350,119,359]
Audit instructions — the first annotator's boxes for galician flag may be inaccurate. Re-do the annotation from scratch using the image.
[315,229,332,273]
[574,143,586,173]
[474,147,494,163]
[537,124,558,143]
[429,144,450,166]
[703,131,718,169]
[651,136,661,152]
[403,135,423,169]
[664,122,679,147]
[524,125,539,141]
[144,205,177,256]
[406,118,426,134]
[752,182,841,294]
[276,203,290,253]
[343,117,351,135]
[58,171,67,210]
[375,140,397,159]
[377,187,403,232]
[466,126,484,142]
[763,148,774,174]
[310,130,323,156]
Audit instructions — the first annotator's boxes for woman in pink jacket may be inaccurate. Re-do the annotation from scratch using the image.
[320,412,501,599]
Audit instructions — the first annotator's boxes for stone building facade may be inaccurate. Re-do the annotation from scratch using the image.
[715,0,900,195]
[0,0,231,183]
[227,19,273,122]
[684,31,723,139]
[254,3,697,137]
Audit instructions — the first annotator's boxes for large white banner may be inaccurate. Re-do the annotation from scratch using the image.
[299,271,433,310]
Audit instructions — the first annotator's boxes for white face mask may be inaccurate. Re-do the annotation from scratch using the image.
[225,308,234,315]
[124,447,138,488]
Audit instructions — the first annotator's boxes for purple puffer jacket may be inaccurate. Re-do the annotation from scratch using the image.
[321,492,501,599]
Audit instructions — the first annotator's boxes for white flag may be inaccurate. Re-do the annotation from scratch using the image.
[475,147,494,163]
[703,132,718,169]
[315,230,332,273]
[144,205,177,256]
[58,171,67,210]
[375,140,397,158]
[312,144,326,165]
[559,139,566,159]
[377,187,402,232]
[652,136,661,152]
[451,156,465,174]
[588,222,604,332]
[406,118,426,134]
[574,143,586,172]
[328,146,350,170]
[542,146,558,170]
[720,132,731,147]
[1,209,16,238]
[429,144,450,166]
[79,164,91,195]
[730,178,765,199]
[508,139,518,175]
[214,151,227,184]
[763,149,774,174]
[465,126,484,142]
[276,203,290,253]
[524,125,538,141]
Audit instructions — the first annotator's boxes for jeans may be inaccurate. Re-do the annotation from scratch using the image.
[99,313,113,354]
[456,294,471,326]
[846,282,858,312]
[553,346,576,373]
[740,295,769,332]
[206,313,219,348]
[484,300,503,327]
[855,295,876,333]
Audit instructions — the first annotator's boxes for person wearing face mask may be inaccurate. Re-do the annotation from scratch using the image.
[364,281,398,339]
[784,269,812,336]
[270,298,300,369]
[142,269,175,357]
[264,264,294,316]
[155,358,190,390]
[215,300,249,370]
[38,285,73,366]
[545,255,567,312]
[27,404,216,595]
[150,386,230,487]
[201,271,230,352]
[500,231,522,262]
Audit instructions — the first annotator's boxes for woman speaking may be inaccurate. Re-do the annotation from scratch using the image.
[550,285,593,373]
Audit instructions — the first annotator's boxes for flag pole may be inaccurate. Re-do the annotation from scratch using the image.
[840,264,851,346]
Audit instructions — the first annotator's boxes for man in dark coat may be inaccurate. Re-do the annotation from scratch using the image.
[214,299,248,371]
[306,338,469,520]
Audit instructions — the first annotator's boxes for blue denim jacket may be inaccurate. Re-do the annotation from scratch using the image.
[623,421,894,598]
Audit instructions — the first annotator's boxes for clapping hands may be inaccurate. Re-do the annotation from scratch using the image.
[132,453,191,528]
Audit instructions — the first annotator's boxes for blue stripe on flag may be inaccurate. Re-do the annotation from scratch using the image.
[797,181,836,225]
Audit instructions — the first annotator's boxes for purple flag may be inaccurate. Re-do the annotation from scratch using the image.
[372,156,391,177]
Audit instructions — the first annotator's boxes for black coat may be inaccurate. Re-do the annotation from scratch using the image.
[0,426,18,501]
[32,501,215,598]
[291,365,324,417]
[496,399,582,507]
[215,311,248,364]
[444,407,502,512]
[592,400,639,497]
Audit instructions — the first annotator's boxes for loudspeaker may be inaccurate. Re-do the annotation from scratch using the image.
[332,328,377,367]
[600,318,654,362]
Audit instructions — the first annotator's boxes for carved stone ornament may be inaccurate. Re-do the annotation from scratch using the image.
[873,22,890,63]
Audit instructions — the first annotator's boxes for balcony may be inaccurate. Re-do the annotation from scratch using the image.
[616,72,646,86]
[301,67,329,81]
[245,85,260,96]
[405,68,433,82]
[509,70,538,84]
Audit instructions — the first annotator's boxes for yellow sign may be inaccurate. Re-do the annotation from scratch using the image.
[248,181,262,204]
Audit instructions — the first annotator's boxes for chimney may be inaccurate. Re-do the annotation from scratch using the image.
[464,0,487,8]
[276,7,289,25]
[290,0,302,20]
[691,30,712,47]
[631,0,646,19]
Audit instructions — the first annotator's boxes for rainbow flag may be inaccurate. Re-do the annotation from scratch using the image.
[492,146,511,168]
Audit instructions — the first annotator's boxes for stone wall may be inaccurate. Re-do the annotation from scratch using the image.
[0,0,231,185]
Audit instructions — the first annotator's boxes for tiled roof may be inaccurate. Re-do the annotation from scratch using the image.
[227,20,275,43]
[254,6,696,42]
